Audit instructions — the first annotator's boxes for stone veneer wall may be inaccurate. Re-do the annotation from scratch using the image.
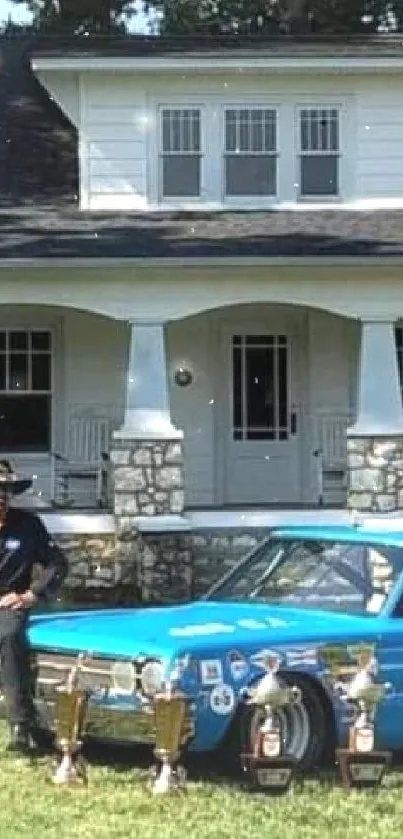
[347,436,403,512]
[111,438,185,518]
[49,528,271,607]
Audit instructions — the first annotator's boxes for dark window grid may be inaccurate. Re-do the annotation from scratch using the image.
[0,330,52,393]
[0,352,52,392]
[161,109,201,154]
[232,337,289,441]
[299,109,339,153]
[224,109,277,154]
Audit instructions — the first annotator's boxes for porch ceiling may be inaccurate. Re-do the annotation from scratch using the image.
[2,205,403,262]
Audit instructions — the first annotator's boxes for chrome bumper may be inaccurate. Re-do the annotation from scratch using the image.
[33,650,157,745]
[35,696,156,745]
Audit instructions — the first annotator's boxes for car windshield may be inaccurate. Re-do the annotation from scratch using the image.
[206,537,403,616]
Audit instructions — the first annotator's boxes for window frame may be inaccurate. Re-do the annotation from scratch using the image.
[158,105,204,202]
[0,328,54,454]
[222,106,279,200]
[296,104,342,201]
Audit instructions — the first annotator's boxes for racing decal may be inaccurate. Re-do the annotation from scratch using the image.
[285,648,318,667]
[250,649,285,669]
[169,623,235,638]
[210,684,235,715]
[227,650,249,681]
[200,659,224,686]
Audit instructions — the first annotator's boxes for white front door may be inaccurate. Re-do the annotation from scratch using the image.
[221,320,304,505]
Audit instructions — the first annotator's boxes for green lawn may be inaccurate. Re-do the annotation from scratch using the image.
[2,724,403,839]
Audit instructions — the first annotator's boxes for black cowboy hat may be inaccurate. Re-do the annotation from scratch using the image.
[0,460,33,496]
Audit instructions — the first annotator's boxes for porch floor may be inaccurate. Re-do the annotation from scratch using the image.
[33,505,355,535]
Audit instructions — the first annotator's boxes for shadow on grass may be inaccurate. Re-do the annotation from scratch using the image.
[33,736,403,791]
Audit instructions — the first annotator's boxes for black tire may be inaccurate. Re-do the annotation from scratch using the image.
[237,673,332,772]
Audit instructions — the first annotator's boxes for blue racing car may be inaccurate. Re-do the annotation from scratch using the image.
[28,519,403,770]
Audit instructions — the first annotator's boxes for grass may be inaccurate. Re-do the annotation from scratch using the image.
[2,725,403,839]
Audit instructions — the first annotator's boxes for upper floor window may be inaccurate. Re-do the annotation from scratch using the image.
[160,108,201,199]
[299,108,339,198]
[224,108,277,197]
[0,329,52,452]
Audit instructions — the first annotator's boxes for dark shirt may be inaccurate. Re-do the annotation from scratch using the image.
[0,508,68,601]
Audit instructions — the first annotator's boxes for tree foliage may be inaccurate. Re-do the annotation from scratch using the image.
[144,0,403,35]
[9,0,135,34]
[7,0,403,35]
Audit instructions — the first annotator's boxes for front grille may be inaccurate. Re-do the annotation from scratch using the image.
[34,651,162,696]
[35,652,114,693]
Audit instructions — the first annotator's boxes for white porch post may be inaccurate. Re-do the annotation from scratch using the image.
[115,321,182,440]
[348,320,403,437]
[347,319,403,512]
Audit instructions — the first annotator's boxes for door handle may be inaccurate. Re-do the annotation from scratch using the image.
[290,411,297,435]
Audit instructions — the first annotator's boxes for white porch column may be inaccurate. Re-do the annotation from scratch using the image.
[115,321,182,440]
[348,319,403,437]
[347,319,403,512]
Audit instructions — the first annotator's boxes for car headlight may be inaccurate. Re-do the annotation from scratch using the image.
[140,660,165,697]
[111,661,136,695]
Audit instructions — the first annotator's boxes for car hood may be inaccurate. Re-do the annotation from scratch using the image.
[28,600,381,660]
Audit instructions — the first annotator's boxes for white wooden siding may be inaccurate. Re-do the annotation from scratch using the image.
[356,76,403,201]
[81,76,148,210]
[167,315,216,505]
[35,68,403,211]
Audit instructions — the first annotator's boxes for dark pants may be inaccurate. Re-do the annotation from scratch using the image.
[0,609,35,727]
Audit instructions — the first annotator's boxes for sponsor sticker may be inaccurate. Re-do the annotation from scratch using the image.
[5,539,20,551]
[227,650,249,681]
[210,684,235,715]
[200,659,223,686]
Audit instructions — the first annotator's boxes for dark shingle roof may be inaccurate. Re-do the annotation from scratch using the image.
[31,33,403,60]
[1,205,403,261]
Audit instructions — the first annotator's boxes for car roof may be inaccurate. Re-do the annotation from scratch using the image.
[271,523,403,547]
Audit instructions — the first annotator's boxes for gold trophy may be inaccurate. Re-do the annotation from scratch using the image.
[321,644,391,789]
[241,652,301,793]
[52,653,89,786]
[150,668,194,795]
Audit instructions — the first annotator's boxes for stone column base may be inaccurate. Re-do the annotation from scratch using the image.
[347,436,403,512]
[111,437,185,520]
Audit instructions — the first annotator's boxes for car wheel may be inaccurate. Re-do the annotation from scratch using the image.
[238,673,332,772]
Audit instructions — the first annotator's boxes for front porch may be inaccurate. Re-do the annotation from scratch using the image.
[2,301,402,519]
[4,302,358,512]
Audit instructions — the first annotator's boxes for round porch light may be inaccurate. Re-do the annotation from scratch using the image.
[174,366,193,388]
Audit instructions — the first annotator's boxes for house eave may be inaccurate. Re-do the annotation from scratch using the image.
[1,255,403,270]
[30,55,403,74]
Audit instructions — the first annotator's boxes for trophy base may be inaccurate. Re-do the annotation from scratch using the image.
[52,751,88,787]
[336,748,391,789]
[241,754,297,794]
[150,761,187,795]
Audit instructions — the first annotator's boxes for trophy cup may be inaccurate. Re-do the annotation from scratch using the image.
[52,653,90,786]
[241,652,301,793]
[321,644,391,789]
[150,670,194,795]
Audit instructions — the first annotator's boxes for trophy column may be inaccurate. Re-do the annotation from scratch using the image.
[52,654,90,786]
[241,653,301,794]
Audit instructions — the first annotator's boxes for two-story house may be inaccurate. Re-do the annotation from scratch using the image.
[3,34,403,600]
